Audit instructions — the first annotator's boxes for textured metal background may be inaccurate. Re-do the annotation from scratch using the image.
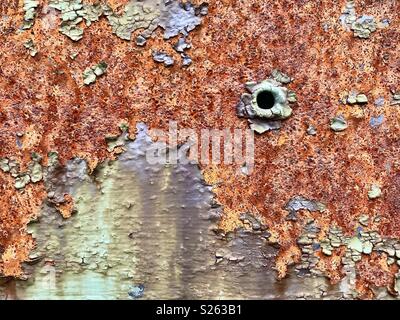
[0,0,399,299]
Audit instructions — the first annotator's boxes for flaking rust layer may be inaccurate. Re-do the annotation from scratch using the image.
[0,0,399,298]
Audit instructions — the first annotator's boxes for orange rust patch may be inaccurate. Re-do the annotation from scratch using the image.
[0,0,399,288]
[356,253,395,288]
[317,252,345,284]
[55,194,75,219]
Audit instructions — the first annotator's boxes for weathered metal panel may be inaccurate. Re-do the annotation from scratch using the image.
[0,0,399,299]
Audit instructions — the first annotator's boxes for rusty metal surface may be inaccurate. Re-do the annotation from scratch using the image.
[0,0,399,299]
[0,126,345,299]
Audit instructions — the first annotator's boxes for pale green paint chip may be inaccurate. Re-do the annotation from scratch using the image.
[368,184,382,200]
[24,39,38,57]
[348,237,363,253]
[363,241,373,254]
[356,94,368,104]
[0,158,10,172]
[330,115,348,132]
[30,162,43,183]
[22,0,39,30]
[83,61,108,85]
[271,69,292,84]
[15,174,31,190]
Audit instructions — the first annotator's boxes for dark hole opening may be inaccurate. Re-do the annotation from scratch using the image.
[256,90,275,109]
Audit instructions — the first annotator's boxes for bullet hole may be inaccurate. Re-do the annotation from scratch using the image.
[236,79,293,121]
[256,90,275,109]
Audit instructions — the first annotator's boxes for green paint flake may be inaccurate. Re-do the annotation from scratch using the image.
[83,69,96,85]
[49,0,85,41]
[368,184,382,200]
[48,151,59,167]
[70,52,79,60]
[119,122,129,132]
[347,92,368,105]
[249,119,281,134]
[358,214,369,226]
[351,16,377,39]
[22,0,39,30]
[24,39,38,57]
[80,3,104,26]
[348,237,363,253]
[271,69,292,84]
[60,23,84,41]
[363,241,373,254]
[106,1,160,41]
[30,162,43,183]
[31,152,41,162]
[355,94,368,104]
[2,153,44,189]
[391,91,400,106]
[330,115,348,132]
[322,247,332,256]
[83,61,108,85]
[15,174,31,190]
[93,62,108,76]
[29,153,43,183]
[306,125,317,136]
[347,95,357,105]
[287,90,297,103]
[8,160,20,177]
[0,158,10,172]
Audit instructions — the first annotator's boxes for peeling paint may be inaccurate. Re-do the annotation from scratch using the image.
[22,0,39,30]
[83,61,108,85]
[330,115,348,132]
[1,0,400,299]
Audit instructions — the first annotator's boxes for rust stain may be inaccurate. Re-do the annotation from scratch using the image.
[0,0,399,297]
